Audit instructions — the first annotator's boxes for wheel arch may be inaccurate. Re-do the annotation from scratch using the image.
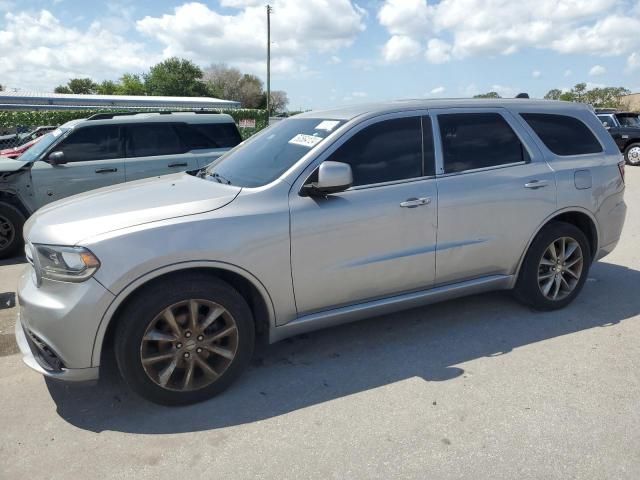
[92,261,276,367]
[513,208,599,284]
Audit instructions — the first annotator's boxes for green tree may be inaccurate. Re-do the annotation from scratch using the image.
[238,74,264,108]
[95,80,119,95]
[203,64,243,100]
[117,74,146,95]
[473,91,501,98]
[54,78,97,94]
[544,89,563,100]
[144,57,206,96]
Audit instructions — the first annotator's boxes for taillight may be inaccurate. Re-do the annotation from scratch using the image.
[618,160,625,184]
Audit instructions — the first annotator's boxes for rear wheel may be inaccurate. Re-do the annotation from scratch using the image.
[624,143,640,166]
[0,202,25,260]
[514,222,591,310]
[115,273,255,405]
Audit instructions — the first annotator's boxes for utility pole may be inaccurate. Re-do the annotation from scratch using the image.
[266,4,272,123]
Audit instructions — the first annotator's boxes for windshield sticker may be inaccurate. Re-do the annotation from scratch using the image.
[51,128,63,137]
[289,134,323,148]
[315,120,340,132]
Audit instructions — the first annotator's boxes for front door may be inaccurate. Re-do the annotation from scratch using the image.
[31,124,125,207]
[289,114,438,315]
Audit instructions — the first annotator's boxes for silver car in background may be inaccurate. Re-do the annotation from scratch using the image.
[16,99,626,405]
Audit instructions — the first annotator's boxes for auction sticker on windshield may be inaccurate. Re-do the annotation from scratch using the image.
[289,134,323,148]
[315,120,340,132]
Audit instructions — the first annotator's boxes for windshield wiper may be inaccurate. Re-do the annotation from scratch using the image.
[208,171,232,185]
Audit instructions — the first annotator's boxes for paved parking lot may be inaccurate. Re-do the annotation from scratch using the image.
[1,170,640,479]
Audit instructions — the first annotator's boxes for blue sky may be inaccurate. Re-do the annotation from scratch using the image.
[1,0,640,109]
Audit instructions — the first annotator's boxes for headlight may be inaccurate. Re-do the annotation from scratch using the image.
[32,244,101,284]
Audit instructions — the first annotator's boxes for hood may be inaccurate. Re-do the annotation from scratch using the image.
[0,157,29,172]
[25,173,241,245]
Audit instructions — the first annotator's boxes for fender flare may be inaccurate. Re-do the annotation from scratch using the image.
[510,206,600,288]
[90,260,277,366]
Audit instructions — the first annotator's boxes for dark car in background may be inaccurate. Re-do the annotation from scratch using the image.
[596,109,640,165]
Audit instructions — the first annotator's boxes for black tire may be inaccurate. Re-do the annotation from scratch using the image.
[0,202,26,260]
[114,273,255,406]
[624,143,640,166]
[514,221,591,311]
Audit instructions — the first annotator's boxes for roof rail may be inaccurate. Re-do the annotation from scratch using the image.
[86,110,224,121]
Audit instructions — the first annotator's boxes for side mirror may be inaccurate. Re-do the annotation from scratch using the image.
[48,151,67,165]
[303,161,353,196]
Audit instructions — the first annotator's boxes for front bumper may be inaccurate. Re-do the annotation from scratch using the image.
[15,314,99,382]
[16,266,115,378]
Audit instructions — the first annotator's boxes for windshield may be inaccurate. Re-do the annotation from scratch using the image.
[618,115,640,127]
[18,128,67,162]
[205,118,344,187]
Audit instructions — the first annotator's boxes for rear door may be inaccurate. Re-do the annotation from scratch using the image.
[123,123,200,181]
[30,124,125,206]
[433,109,557,285]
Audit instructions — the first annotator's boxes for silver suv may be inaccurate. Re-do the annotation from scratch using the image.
[15,99,626,405]
[0,112,241,258]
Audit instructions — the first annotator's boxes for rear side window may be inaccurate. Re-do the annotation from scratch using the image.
[438,113,527,174]
[175,123,242,150]
[521,113,602,156]
[55,125,120,162]
[327,116,423,186]
[192,123,242,148]
[126,124,185,157]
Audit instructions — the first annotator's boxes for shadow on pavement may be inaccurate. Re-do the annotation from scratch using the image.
[47,261,640,434]
[0,255,26,267]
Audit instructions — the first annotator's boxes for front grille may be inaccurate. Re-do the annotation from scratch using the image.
[23,327,65,372]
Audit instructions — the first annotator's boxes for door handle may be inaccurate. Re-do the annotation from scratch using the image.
[95,168,118,174]
[169,162,188,168]
[400,197,431,208]
[524,180,549,189]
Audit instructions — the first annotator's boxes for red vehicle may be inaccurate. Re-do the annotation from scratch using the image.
[0,136,41,159]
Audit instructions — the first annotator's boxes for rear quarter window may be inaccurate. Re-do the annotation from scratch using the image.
[521,113,602,156]
[189,123,242,149]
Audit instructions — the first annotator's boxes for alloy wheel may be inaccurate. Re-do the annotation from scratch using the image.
[0,215,15,252]
[140,299,239,392]
[537,236,583,301]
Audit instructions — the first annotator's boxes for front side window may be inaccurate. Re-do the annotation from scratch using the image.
[521,113,602,156]
[617,115,640,127]
[327,117,423,186]
[438,113,527,174]
[55,126,121,162]
[126,124,184,157]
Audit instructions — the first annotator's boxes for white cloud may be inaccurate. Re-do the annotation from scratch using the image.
[627,52,640,72]
[382,35,421,62]
[430,86,445,94]
[0,10,151,90]
[352,91,367,97]
[377,0,640,64]
[425,38,452,63]
[328,55,342,64]
[564,69,572,77]
[589,64,606,76]
[378,0,428,37]
[137,1,366,76]
[532,70,541,78]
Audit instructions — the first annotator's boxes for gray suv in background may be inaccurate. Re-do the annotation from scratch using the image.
[0,112,241,258]
[15,99,626,405]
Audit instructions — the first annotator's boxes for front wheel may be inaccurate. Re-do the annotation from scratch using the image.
[0,202,26,260]
[115,273,255,406]
[624,143,640,166]
[514,222,591,310]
